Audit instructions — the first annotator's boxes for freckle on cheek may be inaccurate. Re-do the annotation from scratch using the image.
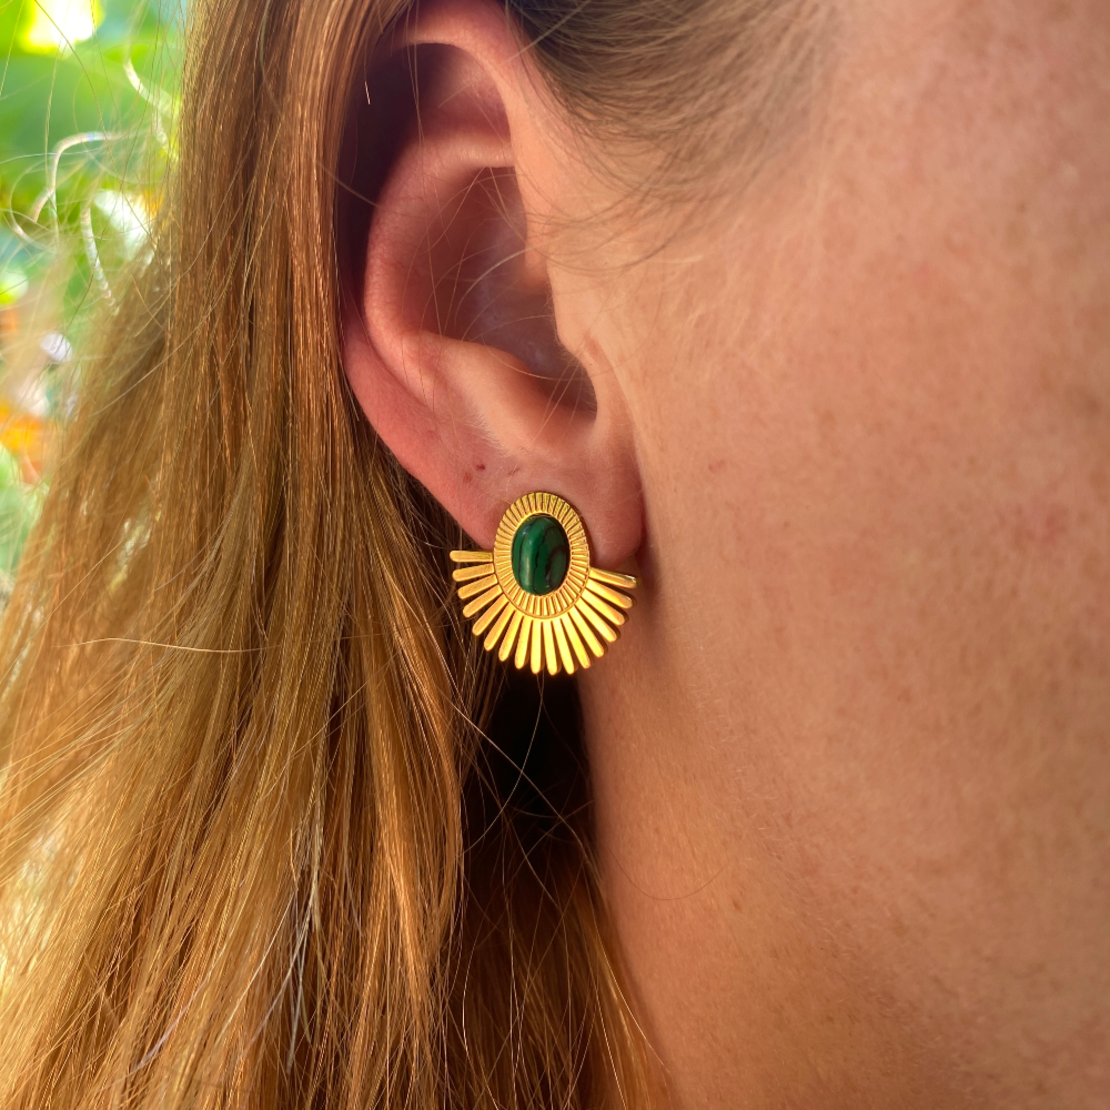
[1003,501,1070,550]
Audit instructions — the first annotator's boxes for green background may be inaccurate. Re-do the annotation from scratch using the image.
[0,0,181,584]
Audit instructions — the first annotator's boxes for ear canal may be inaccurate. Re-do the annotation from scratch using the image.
[413,160,597,415]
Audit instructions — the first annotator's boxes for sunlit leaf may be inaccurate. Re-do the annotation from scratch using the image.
[0,263,26,304]
[21,0,105,53]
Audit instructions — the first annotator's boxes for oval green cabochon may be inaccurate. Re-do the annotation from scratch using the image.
[510,514,570,595]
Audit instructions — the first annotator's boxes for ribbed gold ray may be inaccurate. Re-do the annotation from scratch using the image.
[450,550,493,564]
[561,613,591,670]
[580,589,626,627]
[542,621,558,676]
[515,617,532,670]
[553,618,576,675]
[589,567,636,589]
[457,575,497,600]
[449,493,637,677]
[473,594,509,637]
[462,584,502,619]
[584,578,634,610]
[531,620,544,674]
[453,563,498,583]
[576,597,619,644]
[484,603,514,652]
[569,607,605,659]
[499,610,523,662]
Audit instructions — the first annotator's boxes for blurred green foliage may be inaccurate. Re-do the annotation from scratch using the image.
[0,0,182,591]
[0,443,40,578]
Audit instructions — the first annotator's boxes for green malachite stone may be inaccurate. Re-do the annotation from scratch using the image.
[511,514,570,596]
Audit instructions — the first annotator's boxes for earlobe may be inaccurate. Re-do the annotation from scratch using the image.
[340,0,643,566]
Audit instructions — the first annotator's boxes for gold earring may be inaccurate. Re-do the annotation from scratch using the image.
[449,492,637,676]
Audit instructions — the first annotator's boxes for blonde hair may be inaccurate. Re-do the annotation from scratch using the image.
[0,0,819,1106]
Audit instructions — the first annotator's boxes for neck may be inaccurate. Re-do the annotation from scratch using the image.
[577,636,963,1109]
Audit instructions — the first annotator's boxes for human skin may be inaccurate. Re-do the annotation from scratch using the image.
[345,0,1110,1105]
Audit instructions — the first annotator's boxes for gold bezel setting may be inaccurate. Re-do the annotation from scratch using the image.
[449,492,637,676]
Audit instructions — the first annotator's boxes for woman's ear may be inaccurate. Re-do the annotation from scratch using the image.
[341,0,642,566]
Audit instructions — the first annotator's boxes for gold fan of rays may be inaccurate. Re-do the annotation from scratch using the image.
[449,492,637,677]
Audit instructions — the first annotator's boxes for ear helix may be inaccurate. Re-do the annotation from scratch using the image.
[449,492,637,676]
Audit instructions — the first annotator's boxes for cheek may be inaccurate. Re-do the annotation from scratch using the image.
[629,0,1110,811]
[616,0,1110,1066]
